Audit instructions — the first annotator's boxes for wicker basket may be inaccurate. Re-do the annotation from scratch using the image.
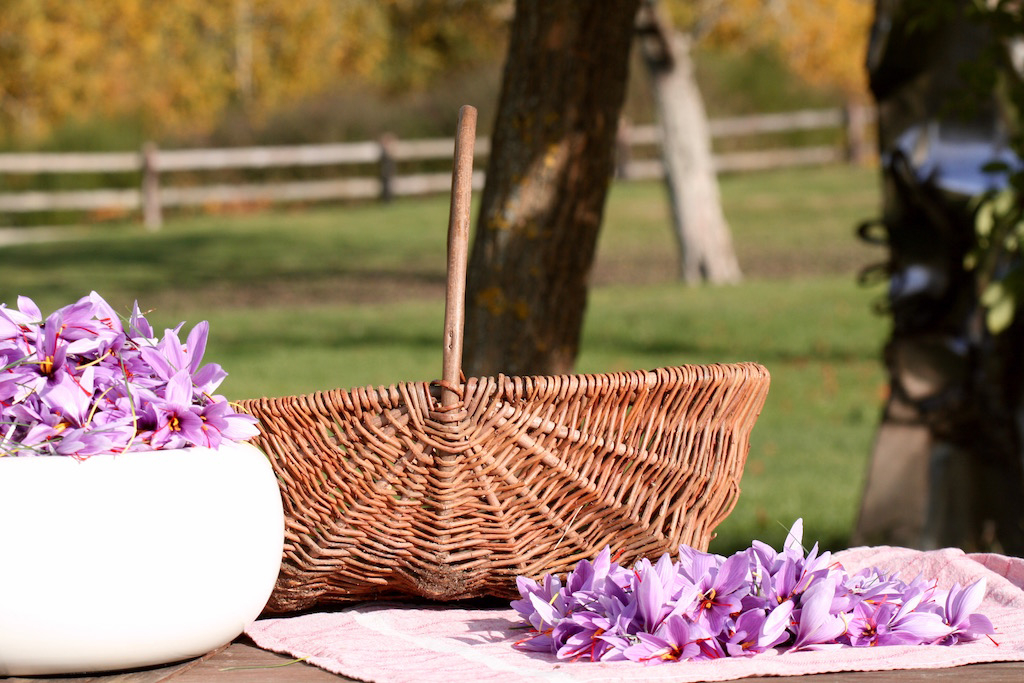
[240,107,770,613]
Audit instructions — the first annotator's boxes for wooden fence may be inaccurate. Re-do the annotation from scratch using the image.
[0,105,871,231]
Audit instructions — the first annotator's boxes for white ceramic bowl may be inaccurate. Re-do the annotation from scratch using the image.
[0,441,284,676]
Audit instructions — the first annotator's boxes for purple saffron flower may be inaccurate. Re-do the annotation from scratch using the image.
[769,545,835,609]
[845,599,942,648]
[511,573,562,623]
[56,292,124,358]
[842,572,951,647]
[882,601,952,646]
[38,368,95,428]
[147,369,208,449]
[833,566,901,615]
[789,577,847,651]
[2,403,64,454]
[197,398,259,448]
[633,557,678,633]
[127,301,154,338]
[723,601,794,656]
[511,573,568,653]
[1,292,257,458]
[687,551,750,635]
[52,424,128,458]
[564,545,629,603]
[557,610,616,661]
[621,615,700,665]
[941,580,995,644]
[2,296,42,330]
[509,518,998,667]
[14,307,72,401]
[676,545,724,584]
[138,323,227,398]
[846,598,893,647]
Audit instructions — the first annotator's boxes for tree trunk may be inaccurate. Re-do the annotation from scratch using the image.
[463,0,642,378]
[636,2,742,284]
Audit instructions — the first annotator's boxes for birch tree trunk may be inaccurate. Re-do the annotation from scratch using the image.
[463,0,641,378]
[637,3,742,284]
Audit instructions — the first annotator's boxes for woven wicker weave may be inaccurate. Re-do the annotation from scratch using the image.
[239,107,770,612]
[243,364,768,612]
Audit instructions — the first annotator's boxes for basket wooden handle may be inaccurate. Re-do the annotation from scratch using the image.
[441,105,477,407]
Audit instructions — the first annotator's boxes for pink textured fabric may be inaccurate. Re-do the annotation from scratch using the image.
[245,547,1024,683]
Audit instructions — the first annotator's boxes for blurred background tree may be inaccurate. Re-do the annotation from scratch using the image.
[637,0,743,285]
[627,0,873,285]
[698,0,872,103]
[0,1,876,151]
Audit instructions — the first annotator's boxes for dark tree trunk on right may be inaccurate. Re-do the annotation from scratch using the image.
[853,0,1024,554]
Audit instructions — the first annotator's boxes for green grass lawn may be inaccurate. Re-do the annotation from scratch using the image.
[0,164,889,554]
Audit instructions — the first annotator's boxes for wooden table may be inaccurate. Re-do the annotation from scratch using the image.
[5,638,1023,682]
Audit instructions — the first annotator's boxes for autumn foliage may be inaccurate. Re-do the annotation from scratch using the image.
[0,0,506,143]
[0,0,873,144]
[696,0,873,101]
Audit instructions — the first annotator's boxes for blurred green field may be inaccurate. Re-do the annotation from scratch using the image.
[0,164,889,554]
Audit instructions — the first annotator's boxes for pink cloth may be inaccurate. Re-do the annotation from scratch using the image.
[245,547,1024,682]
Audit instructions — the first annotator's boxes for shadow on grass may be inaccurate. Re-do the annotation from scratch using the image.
[0,229,446,309]
[220,325,443,356]
[583,330,880,365]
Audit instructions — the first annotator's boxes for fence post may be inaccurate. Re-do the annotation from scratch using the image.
[141,142,162,231]
[615,117,632,179]
[844,101,871,165]
[378,133,396,202]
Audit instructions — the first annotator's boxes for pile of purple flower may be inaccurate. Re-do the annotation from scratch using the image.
[1,292,259,457]
[512,520,995,664]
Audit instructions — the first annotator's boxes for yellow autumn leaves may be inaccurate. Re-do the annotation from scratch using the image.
[0,0,504,142]
[677,0,873,100]
[0,1,872,144]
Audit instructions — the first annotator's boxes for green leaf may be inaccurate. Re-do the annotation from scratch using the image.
[982,275,1023,334]
[987,294,1016,333]
[976,201,995,237]
[994,188,1016,215]
[981,160,1011,173]
[981,280,1005,307]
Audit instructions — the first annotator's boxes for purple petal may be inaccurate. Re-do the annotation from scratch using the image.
[784,518,804,554]
[945,580,987,627]
[761,599,795,646]
[716,552,751,593]
[185,321,209,375]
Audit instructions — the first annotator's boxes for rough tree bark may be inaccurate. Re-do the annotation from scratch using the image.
[636,0,742,284]
[463,0,642,378]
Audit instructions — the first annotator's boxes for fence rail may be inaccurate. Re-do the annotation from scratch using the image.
[0,106,869,230]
